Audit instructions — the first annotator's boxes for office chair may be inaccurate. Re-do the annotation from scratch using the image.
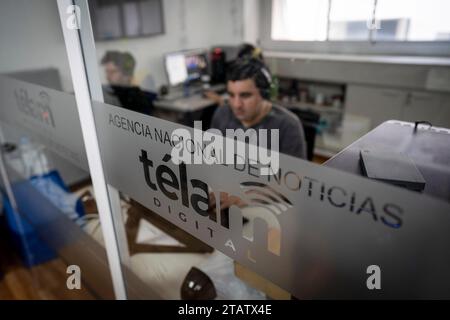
[287,108,320,161]
[110,85,157,116]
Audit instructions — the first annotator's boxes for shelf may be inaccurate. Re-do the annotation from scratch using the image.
[278,100,343,114]
[266,51,450,67]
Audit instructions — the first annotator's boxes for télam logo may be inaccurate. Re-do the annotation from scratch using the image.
[138,148,404,263]
[139,150,290,259]
[239,181,293,257]
[14,88,55,128]
[241,181,293,215]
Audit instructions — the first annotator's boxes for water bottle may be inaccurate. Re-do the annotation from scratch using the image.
[19,137,49,178]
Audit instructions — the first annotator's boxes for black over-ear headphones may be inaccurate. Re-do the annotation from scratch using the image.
[247,58,272,100]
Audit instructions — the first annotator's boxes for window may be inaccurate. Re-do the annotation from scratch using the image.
[375,0,450,41]
[89,0,165,41]
[271,0,329,41]
[271,0,450,42]
[328,0,374,41]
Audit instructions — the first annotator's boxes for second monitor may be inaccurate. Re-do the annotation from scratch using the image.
[165,49,209,87]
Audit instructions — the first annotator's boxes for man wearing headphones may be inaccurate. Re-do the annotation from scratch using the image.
[210,58,307,159]
[100,51,156,115]
[101,50,136,86]
[204,43,264,106]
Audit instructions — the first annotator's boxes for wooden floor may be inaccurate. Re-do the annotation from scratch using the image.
[0,217,95,300]
[312,154,329,165]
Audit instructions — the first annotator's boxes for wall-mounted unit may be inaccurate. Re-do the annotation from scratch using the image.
[89,0,165,41]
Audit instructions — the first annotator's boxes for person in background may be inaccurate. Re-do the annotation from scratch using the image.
[100,51,156,115]
[101,50,135,87]
[204,43,264,107]
[211,57,307,159]
[208,58,306,227]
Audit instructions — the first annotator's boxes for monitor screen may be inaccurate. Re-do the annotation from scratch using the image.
[165,50,209,86]
[185,51,209,82]
[165,53,188,86]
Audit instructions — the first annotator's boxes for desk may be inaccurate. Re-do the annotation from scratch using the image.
[154,94,217,113]
[154,93,221,129]
[325,120,450,203]
[154,83,226,113]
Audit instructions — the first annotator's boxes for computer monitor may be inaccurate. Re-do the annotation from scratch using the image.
[165,49,209,87]
[184,50,208,82]
[165,52,188,86]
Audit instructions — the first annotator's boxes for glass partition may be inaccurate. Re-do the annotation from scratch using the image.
[0,0,115,299]
[72,0,274,300]
[61,0,450,300]
[3,0,450,301]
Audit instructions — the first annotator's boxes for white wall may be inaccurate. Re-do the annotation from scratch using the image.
[95,0,244,89]
[0,0,244,92]
[0,0,74,91]
[243,0,260,45]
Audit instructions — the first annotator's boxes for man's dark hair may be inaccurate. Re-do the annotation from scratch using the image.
[227,58,272,100]
[101,51,136,77]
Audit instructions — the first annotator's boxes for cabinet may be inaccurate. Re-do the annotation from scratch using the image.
[346,84,450,130]
[275,77,346,132]
[436,97,450,128]
[402,92,450,129]
[346,85,405,129]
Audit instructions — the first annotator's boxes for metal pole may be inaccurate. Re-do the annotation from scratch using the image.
[56,0,127,299]
[69,0,131,269]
